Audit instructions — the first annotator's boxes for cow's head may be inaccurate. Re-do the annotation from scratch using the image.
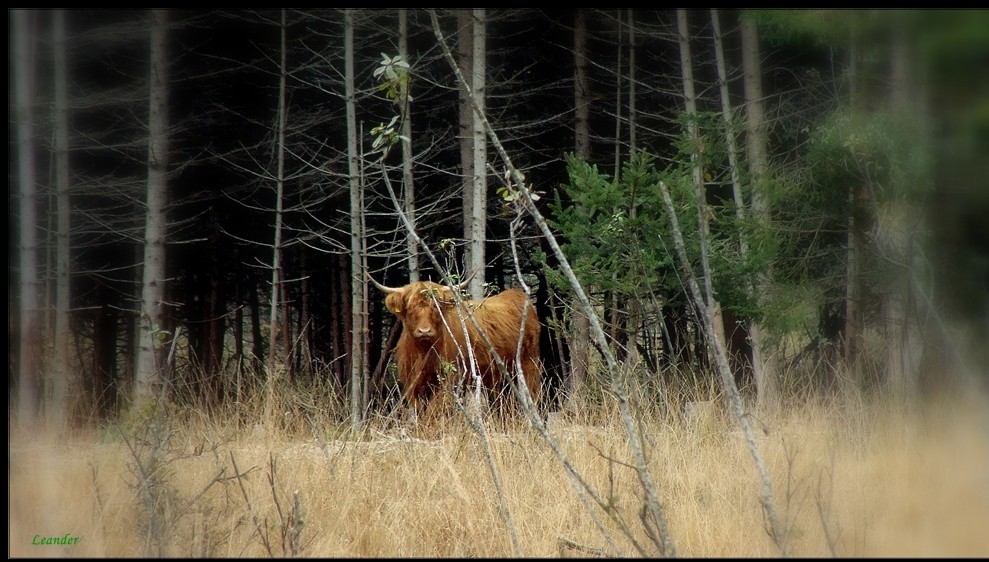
[368,276,470,342]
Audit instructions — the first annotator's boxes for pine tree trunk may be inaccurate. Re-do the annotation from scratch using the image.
[14,8,41,425]
[612,9,623,178]
[458,10,474,277]
[882,25,923,402]
[739,12,780,408]
[676,9,726,364]
[345,9,367,429]
[467,8,487,299]
[135,8,171,405]
[53,9,75,428]
[627,9,637,154]
[844,30,865,376]
[332,253,346,386]
[568,9,591,408]
[265,9,288,422]
[399,9,418,282]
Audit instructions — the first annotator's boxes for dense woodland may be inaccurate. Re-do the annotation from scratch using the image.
[9,9,988,428]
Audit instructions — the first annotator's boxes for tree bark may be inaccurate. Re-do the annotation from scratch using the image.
[676,9,726,364]
[14,8,41,426]
[458,10,475,279]
[399,9,418,282]
[741,15,780,409]
[627,9,637,154]
[134,8,171,405]
[265,9,288,422]
[346,9,368,429]
[568,9,591,409]
[715,10,779,408]
[844,27,866,376]
[467,8,487,299]
[882,24,923,402]
[52,9,76,428]
[612,9,623,179]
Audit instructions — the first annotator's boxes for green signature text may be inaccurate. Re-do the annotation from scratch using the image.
[32,533,81,546]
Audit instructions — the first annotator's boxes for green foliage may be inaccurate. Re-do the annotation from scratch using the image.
[549,152,675,300]
[808,109,933,201]
[747,9,904,50]
[370,115,407,151]
[548,150,765,322]
[373,53,412,104]
[774,106,933,285]
[371,53,412,152]
[495,168,544,216]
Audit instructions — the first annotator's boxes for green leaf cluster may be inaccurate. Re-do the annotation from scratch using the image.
[373,53,412,104]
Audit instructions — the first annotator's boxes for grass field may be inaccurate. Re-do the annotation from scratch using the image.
[9,390,989,557]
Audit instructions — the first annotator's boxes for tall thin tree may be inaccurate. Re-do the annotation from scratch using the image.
[612,9,623,179]
[399,8,418,282]
[676,9,725,355]
[52,8,76,428]
[134,9,171,405]
[14,8,42,425]
[739,12,779,408]
[346,8,368,429]
[458,10,475,281]
[568,8,591,409]
[882,20,924,402]
[467,8,487,299]
[265,9,289,422]
[711,9,778,407]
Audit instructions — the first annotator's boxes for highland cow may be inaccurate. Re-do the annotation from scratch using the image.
[369,276,542,414]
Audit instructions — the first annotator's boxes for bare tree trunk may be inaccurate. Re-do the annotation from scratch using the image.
[568,9,591,409]
[458,10,474,277]
[249,271,264,377]
[14,8,42,426]
[844,29,865,376]
[135,8,171,405]
[627,9,637,154]
[713,10,780,408]
[399,9,418,282]
[574,10,591,162]
[607,10,626,358]
[265,9,288,422]
[676,9,725,359]
[234,269,244,398]
[345,9,368,429]
[332,253,346,386]
[740,15,780,409]
[612,9,623,179]
[52,9,76,429]
[280,265,292,377]
[883,25,923,402]
[625,9,641,366]
[467,8,487,299]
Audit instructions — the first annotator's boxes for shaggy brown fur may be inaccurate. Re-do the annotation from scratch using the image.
[378,281,541,413]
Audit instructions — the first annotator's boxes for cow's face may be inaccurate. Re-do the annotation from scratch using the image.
[385,282,456,342]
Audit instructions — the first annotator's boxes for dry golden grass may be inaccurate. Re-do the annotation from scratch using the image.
[9,391,989,558]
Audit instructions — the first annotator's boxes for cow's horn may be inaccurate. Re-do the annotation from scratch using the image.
[449,270,476,291]
[366,271,402,293]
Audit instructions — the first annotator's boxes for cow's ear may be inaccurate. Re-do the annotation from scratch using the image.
[385,292,404,316]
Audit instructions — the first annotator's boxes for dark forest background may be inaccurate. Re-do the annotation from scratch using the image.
[9,9,988,428]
